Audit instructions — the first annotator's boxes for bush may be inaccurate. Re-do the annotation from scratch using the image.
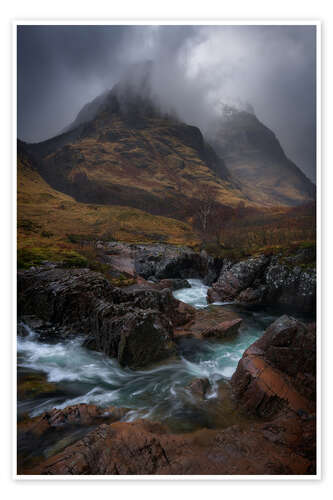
[61,252,88,268]
[17,247,51,269]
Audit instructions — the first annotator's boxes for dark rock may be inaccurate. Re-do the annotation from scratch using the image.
[17,266,194,367]
[208,253,316,313]
[84,308,175,368]
[134,244,205,279]
[208,255,269,302]
[264,261,316,313]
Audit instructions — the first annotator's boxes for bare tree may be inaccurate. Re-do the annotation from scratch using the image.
[195,184,219,234]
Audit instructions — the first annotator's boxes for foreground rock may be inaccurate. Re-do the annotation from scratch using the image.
[17,266,194,368]
[19,315,316,476]
[231,315,316,417]
[24,412,315,475]
[208,252,316,313]
[17,404,129,473]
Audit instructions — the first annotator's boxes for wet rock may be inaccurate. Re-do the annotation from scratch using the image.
[17,266,194,367]
[186,378,211,399]
[201,318,242,339]
[231,315,316,417]
[18,404,129,438]
[17,403,130,472]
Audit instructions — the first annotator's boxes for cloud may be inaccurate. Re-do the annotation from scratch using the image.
[17,24,316,181]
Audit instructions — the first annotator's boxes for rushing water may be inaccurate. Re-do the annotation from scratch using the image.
[17,279,280,432]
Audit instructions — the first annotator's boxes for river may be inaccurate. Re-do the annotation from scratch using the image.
[17,279,284,432]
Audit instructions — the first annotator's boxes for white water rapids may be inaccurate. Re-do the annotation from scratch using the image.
[17,279,279,431]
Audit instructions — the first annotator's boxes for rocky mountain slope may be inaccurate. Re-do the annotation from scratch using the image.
[208,106,315,206]
[23,83,246,219]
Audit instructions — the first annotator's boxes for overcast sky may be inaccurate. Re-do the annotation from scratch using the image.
[17,24,317,181]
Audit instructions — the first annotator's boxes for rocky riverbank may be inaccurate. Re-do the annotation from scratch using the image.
[17,242,317,475]
[97,242,316,313]
[18,315,316,475]
[18,265,195,368]
[207,250,316,314]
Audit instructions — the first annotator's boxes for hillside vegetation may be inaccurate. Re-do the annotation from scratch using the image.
[17,144,199,268]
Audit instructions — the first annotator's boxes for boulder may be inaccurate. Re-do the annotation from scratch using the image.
[264,262,316,312]
[174,306,239,339]
[231,315,316,417]
[208,256,269,302]
[84,308,176,368]
[208,253,316,314]
[134,244,205,279]
[17,266,194,367]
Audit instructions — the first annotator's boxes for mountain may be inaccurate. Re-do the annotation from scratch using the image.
[22,67,315,223]
[207,106,315,206]
[25,82,248,220]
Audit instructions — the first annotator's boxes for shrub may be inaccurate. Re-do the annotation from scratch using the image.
[61,252,88,268]
[17,247,51,268]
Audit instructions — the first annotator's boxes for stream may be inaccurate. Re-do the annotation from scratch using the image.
[17,279,284,432]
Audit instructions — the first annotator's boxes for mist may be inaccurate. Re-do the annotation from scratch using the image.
[17,24,316,181]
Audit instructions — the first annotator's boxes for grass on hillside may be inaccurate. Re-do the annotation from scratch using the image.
[17,161,199,270]
[17,151,316,272]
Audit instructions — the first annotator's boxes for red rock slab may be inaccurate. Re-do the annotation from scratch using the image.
[232,345,315,417]
[18,404,129,438]
[174,306,239,339]
[201,318,242,338]
[23,414,314,475]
